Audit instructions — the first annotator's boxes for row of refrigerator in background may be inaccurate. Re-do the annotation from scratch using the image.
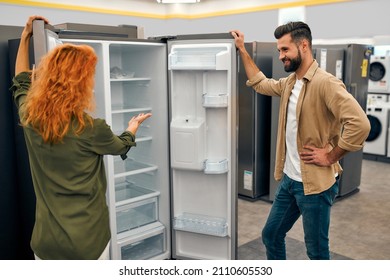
[4,21,372,260]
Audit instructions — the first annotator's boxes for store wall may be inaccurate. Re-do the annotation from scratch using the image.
[0,0,389,42]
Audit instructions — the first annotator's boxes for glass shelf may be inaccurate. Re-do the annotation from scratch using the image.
[111,105,152,114]
[114,158,158,178]
[115,181,160,206]
[110,77,151,83]
[173,212,228,237]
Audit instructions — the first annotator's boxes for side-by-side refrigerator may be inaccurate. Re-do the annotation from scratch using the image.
[237,42,273,201]
[313,44,372,198]
[32,22,238,260]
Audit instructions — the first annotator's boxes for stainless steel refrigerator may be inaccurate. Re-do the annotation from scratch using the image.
[1,24,34,260]
[237,42,273,201]
[313,44,372,198]
[30,22,238,260]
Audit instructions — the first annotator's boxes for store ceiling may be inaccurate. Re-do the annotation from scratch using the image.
[10,0,352,18]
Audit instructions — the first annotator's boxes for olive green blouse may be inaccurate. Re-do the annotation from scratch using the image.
[11,72,136,259]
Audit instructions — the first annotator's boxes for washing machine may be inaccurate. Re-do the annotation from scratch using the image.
[368,55,390,93]
[366,93,390,106]
[364,104,389,156]
[387,108,390,158]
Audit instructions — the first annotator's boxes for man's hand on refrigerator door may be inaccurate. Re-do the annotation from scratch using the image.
[126,113,152,135]
[230,30,246,52]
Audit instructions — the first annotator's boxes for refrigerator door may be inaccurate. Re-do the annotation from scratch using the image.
[167,36,238,259]
[32,20,62,66]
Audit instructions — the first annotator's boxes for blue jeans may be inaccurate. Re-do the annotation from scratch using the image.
[262,174,339,260]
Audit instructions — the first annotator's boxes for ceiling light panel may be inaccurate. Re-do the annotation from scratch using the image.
[157,0,200,3]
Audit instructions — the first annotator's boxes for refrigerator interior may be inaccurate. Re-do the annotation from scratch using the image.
[168,40,237,259]
[62,38,171,260]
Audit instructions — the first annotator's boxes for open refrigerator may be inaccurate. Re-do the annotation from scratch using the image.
[32,21,238,260]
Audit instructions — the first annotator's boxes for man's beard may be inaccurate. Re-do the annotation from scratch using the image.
[282,50,302,72]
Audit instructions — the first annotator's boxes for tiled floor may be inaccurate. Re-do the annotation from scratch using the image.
[237,159,390,260]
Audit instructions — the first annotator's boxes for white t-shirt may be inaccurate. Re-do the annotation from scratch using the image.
[283,79,303,182]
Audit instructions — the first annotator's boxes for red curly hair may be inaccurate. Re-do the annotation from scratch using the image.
[22,44,97,144]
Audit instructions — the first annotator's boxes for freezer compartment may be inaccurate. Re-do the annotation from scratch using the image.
[117,223,166,260]
[169,44,231,70]
[173,212,228,237]
[116,196,158,233]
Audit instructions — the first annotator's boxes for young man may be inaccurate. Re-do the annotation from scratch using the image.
[231,22,370,259]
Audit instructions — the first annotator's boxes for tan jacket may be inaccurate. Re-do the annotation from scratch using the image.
[247,60,370,195]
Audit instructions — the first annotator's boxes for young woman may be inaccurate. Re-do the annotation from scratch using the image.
[11,15,151,259]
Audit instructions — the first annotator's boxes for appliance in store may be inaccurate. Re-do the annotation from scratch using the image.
[28,21,238,260]
[366,92,390,106]
[237,42,273,201]
[314,44,372,198]
[1,24,33,260]
[368,55,390,93]
[388,110,390,158]
[264,50,281,202]
[363,105,389,156]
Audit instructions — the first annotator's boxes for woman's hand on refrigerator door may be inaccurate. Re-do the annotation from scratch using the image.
[22,15,49,39]
[126,113,152,135]
[16,15,49,75]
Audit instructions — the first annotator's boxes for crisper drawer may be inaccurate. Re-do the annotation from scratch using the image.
[118,223,166,260]
[116,196,158,233]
